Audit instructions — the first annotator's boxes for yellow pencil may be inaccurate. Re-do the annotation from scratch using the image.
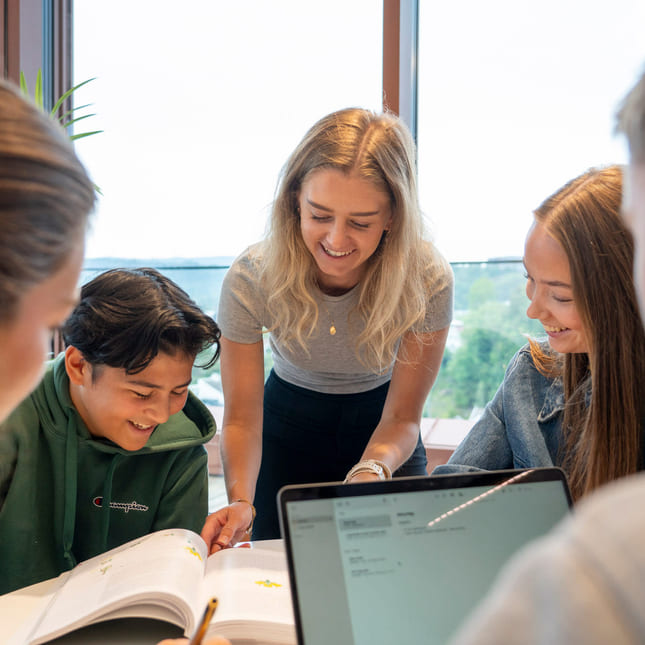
[189,597,218,645]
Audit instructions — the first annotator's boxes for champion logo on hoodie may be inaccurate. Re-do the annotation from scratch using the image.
[92,497,149,513]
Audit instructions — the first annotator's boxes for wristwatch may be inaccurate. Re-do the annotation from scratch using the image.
[344,459,393,483]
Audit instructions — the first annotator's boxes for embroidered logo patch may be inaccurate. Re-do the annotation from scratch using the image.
[92,497,149,513]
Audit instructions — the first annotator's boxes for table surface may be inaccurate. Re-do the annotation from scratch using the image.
[1,539,284,645]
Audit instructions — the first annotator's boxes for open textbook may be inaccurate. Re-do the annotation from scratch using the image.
[19,528,295,645]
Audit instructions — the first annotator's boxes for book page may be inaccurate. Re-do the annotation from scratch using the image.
[29,528,208,644]
[200,546,295,642]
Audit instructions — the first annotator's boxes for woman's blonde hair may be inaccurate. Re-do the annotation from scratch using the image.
[259,107,448,372]
[529,165,645,500]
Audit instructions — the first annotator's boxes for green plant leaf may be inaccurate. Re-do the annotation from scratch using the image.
[50,77,97,118]
[69,130,104,141]
[19,69,103,196]
[19,70,45,110]
[61,113,97,129]
[34,69,44,111]
[19,71,28,95]
[57,103,93,123]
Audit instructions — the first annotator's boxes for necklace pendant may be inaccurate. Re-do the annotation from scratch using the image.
[329,325,337,336]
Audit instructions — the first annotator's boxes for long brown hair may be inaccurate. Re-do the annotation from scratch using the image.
[529,165,645,500]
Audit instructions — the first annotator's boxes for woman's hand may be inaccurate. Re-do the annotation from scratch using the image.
[200,501,255,554]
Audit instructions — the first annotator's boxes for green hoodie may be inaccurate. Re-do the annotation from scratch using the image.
[0,355,215,594]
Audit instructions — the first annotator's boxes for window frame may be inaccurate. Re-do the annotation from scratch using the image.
[2,0,72,113]
[6,1,418,129]
[383,0,419,138]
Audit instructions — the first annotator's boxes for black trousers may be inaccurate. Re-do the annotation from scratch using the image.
[252,370,428,539]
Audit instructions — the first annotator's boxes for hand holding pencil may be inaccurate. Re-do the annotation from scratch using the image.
[156,638,230,645]
[157,596,230,645]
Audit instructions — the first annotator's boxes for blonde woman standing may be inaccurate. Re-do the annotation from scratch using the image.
[201,108,453,544]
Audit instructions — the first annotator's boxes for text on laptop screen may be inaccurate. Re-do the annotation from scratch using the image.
[282,472,570,645]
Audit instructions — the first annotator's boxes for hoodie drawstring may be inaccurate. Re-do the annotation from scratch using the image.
[100,454,124,549]
[62,415,78,570]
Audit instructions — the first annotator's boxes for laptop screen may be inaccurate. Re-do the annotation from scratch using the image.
[279,468,572,645]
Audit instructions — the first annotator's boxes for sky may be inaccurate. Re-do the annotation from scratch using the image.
[417,0,644,261]
[73,0,645,263]
[73,0,383,261]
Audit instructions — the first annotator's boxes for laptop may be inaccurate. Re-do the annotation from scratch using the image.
[278,467,572,645]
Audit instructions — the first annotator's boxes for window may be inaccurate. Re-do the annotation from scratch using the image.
[72,1,383,261]
[417,0,645,262]
[69,3,645,434]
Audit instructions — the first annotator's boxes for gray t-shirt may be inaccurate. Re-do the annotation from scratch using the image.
[218,243,454,394]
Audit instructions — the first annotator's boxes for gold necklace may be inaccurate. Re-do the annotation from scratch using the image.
[319,300,337,335]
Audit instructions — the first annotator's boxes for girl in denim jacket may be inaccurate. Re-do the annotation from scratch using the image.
[436,165,645,502]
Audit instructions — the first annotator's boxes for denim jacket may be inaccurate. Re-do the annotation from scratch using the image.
[433,344,569,474]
